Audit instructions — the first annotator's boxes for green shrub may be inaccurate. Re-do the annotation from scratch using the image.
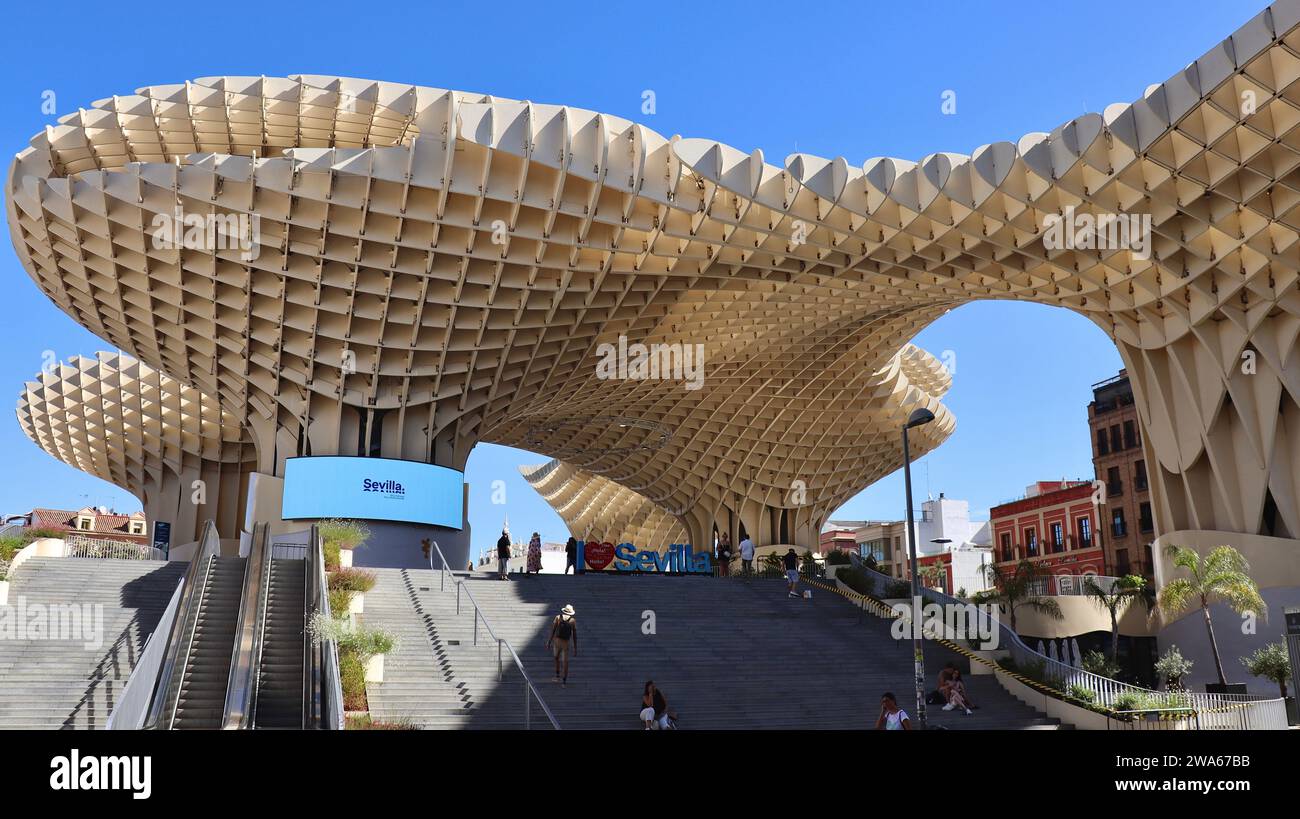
[329,567,377,593]
[884,580,912,599]
[345,714,414,730]
[1081,650,1121,679]
[825,550,851,566]
[319,519,371,569]
[319,518,371,551]
[339,651,367,711]
[1114,692,1143,711]
[1067,683,1096,704]
[836,566,875,598]
[328,588,354,615]
[1019,658,1049,685]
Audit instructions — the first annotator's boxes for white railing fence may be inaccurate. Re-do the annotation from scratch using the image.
[846,555,1287,730]
[64,534,164,561]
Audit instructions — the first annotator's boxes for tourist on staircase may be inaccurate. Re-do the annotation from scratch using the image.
[545,604,578,687]
[784,548,801,598]
[739,534,755,579]
[496,530,511,580]
[526,532,542,575]
[876,692,912,730]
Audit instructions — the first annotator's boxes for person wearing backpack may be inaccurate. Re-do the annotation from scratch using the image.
[545,604,578,686]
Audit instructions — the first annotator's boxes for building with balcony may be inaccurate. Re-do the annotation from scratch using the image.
[989,481,1103,581]
[1088,370,1156,579]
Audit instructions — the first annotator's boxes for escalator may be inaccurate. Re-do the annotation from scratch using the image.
[114,520,344,730]
[251,558,307,728]
[171,556,245,728]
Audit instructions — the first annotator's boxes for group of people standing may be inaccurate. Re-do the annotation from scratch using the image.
[713,532,756,576]
[494,531,580,579]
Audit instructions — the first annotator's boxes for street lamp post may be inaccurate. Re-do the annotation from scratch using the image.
[902,407,935,729]
[930,538,952,595]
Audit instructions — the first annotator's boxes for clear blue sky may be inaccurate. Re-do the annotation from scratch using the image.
[0,0,1264,553]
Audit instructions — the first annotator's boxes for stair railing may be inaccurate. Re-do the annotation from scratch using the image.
[222,522,271,729]
[428,541,561,729]
[140,520,223,730]
[845,553,1288,729]
[105,580,184,729]
[305,525,344,729]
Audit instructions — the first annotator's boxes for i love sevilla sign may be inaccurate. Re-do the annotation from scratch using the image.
[579,541,711,574]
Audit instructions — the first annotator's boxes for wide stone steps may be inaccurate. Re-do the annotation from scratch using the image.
[0,557,185,730]
[360,570,1063,730]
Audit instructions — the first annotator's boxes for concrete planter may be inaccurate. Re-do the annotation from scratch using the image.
[348,591,365,615]
[364,653,385,684]
[339,548,353,568]
[0,580,8,606]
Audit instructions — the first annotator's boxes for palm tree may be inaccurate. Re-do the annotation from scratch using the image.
[1083,574,1151,661]
[1158,545,1264,687]
[980,560,1063,633]
[920,563,947,593]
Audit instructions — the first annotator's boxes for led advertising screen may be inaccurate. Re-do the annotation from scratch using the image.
[282,456,464,529]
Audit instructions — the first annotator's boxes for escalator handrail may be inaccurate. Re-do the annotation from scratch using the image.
[304,525,344,729]
[221,522,271,729]
[142,520,222,730]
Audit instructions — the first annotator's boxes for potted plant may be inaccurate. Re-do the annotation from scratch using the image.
[309,613,396,717]
[1241,642,1297,725]
[328,567,377,618]
[1154,645,1193,691]
[319,519,371,569]
[1157,544,1263,695]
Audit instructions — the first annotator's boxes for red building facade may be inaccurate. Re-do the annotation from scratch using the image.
[989,482,1104,584]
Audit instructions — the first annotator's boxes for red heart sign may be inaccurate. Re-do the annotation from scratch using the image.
[584,541,615,571]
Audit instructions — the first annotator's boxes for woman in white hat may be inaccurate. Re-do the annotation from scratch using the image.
[544,604,578,686]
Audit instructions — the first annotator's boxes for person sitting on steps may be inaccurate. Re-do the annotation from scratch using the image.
[639,680,674,729]
[938,662,975,715]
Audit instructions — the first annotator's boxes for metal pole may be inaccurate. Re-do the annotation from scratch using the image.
[525,683,531,730]
[902,425,927,729]
[498,639,503,681]
[456,583,461,615]
[473,608,479,645]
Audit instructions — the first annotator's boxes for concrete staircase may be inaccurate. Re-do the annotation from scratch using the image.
[0,557,186,729]
[169,556,244,729]
[361,570,1063,730]
[253,559,306,728]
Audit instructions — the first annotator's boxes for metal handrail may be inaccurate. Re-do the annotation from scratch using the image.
[106,580,184,729]
[844,553,1287,728]
[221,522,270,729]
[142,520,222,730]
[306,525,344,729]
[428,541,560,729]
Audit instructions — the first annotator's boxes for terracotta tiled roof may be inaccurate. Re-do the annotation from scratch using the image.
[28,508,149,542]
